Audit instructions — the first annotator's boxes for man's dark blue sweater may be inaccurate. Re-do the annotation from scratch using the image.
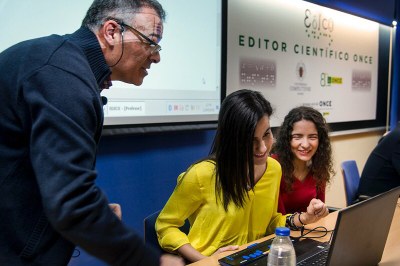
[358,124,400,197]
[0,27,160,265]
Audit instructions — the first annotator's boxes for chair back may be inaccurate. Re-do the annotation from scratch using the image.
[144,210,164,253]
[341,160,361,206]
[143,210,190,253]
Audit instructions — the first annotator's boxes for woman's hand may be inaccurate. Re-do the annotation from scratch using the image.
[303,198,329,224]
[212,245,240,256]
[160,254,185,266]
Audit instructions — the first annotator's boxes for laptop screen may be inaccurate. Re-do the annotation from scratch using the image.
[326,186,400,265]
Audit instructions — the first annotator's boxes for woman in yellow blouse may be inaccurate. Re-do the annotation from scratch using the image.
[156,89,329,262]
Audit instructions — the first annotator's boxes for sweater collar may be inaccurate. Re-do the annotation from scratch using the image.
[69,27,112,91]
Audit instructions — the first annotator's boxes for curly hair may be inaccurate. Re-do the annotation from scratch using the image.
[273,106,334,192]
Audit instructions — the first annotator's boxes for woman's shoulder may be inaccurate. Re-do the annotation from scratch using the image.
[268,156,281,168]
[191,159,216,170]
[181,159,216,182]
[267,156,282,176]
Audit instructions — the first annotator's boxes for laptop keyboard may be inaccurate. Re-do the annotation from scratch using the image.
[297,248,329,265]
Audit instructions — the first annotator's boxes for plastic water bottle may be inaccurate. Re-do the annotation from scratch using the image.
[267,227,296,266]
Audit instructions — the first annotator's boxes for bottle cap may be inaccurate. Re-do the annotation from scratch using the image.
[275,227,290,236]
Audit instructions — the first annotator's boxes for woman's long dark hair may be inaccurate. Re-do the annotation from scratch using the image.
[209,89,273,211]
[274,106,334,192]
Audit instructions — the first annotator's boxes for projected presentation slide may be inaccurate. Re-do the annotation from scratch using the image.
[0,0,222,128]
[227,0,390,128]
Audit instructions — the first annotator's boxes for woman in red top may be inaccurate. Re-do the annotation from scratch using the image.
[272,106,335,215]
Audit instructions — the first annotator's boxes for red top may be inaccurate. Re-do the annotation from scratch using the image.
[271,154,325,214]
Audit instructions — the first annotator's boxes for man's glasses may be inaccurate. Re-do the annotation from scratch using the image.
[119,22,161,54]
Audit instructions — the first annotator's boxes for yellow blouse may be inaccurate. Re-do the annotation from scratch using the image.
[156,157,286,256]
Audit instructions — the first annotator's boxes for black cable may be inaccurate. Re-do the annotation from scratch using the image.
[291,226,334,242]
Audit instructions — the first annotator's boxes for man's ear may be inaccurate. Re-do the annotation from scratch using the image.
[102,20,122,46]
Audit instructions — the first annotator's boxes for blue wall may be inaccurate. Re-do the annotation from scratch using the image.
[69,129,215,265]
[390,0,400,129]
[69,0,397,265]
[95,129,215,233]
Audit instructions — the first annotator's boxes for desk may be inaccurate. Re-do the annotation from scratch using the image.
[189,200,400,266]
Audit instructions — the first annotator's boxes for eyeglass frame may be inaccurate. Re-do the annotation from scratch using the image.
[116,20,162,54]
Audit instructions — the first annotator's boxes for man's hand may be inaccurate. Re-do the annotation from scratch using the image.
[109,203,122,220]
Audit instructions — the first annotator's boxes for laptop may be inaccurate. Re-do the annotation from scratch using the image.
[297,186,400,265]
[218,186,400,266]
